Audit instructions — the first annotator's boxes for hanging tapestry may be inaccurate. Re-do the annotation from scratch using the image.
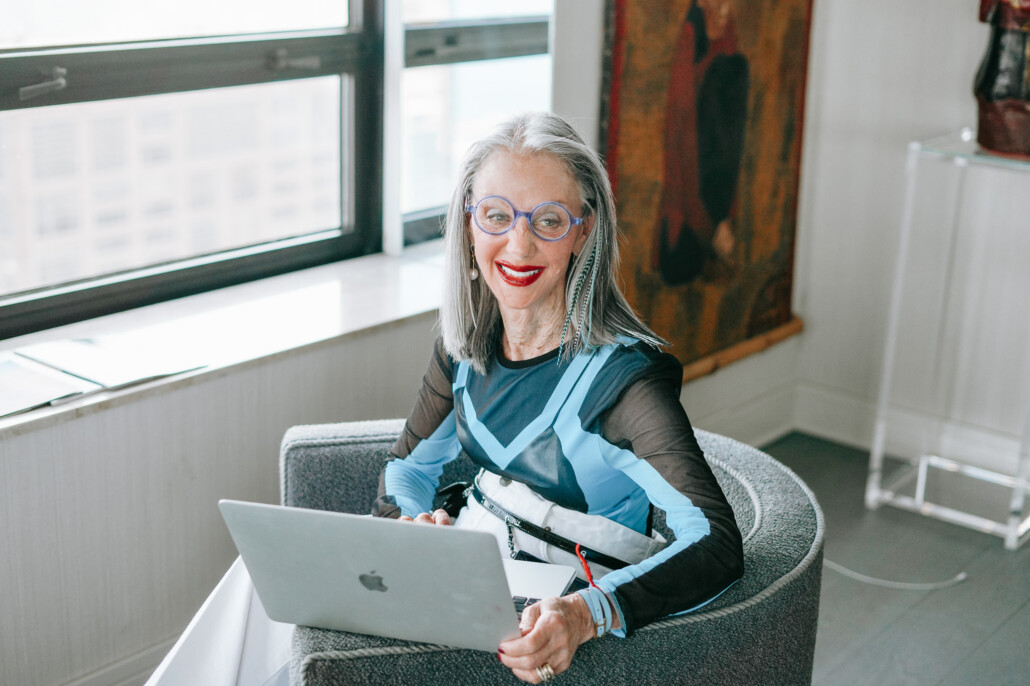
[602,0,812,379]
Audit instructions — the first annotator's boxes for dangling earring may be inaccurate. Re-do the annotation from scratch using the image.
[466,243,479,330]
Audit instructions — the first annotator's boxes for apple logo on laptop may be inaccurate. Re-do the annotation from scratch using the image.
[359,570,388,592]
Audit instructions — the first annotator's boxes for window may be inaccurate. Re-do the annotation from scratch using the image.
[400,1,553,245]
[0,1,379,340]
[0,1,552,340]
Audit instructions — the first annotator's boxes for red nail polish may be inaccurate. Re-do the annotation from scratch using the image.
[498,647,506,654]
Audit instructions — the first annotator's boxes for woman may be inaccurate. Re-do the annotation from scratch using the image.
[372,112,743,683]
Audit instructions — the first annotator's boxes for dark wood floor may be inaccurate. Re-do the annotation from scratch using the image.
[761,433,1030,686]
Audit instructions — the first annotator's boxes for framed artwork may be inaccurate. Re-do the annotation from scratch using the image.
[601,0,812,380]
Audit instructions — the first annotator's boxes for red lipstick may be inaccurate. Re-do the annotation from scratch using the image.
[495,261,545,287]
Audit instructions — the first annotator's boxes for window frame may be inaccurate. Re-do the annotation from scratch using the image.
[0,0,383,340]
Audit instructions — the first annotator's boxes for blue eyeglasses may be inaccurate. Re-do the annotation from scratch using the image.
[465,195,584,242]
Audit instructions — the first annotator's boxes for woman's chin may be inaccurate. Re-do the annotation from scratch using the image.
[493,292,567,325]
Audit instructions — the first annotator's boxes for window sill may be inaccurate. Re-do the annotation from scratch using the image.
[0,240,444,437]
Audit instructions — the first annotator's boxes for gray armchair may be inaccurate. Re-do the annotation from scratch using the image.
[280,419,823,685]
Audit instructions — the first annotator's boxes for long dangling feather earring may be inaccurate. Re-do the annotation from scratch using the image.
[558,239,598,361]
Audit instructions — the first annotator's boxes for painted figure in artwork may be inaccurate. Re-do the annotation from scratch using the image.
[652,0,749,285]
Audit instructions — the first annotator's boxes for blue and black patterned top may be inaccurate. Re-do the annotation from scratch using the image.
[374,337,743,635]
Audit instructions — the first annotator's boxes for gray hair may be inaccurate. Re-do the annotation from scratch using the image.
[439,111,665,373]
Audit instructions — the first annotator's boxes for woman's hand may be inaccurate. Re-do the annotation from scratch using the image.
[397,509,451,526]
[497,593,595,683]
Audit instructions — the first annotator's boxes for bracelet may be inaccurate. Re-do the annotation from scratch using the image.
[578,588,604,638]
[577,587,612,639]
[599,590,613,635]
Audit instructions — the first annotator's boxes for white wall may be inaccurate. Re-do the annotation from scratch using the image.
[794,0,983,439]
[551,0,606,150]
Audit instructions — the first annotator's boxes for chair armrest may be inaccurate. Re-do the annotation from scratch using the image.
[279,419,406,513]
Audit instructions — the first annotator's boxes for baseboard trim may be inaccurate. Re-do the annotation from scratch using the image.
[794,382,1022,475]
[62,636,177,686]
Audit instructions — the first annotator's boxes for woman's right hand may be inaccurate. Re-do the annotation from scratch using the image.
[398,509,452,526]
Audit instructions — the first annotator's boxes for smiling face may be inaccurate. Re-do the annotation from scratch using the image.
[469,150,591,340]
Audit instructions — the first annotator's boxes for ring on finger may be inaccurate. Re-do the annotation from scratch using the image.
[535,663,556,682]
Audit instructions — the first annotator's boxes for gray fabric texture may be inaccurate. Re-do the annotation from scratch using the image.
[280,420,824,686]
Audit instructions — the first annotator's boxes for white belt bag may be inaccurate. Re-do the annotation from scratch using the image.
[454,470,667,581]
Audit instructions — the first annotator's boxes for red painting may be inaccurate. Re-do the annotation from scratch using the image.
[602,0,812,378]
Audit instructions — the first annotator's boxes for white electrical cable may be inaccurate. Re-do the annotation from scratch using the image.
[824,559,968,591]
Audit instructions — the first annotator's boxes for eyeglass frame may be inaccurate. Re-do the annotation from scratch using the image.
[464,194,585,242]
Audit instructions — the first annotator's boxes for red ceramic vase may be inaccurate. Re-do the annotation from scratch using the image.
[975,0,1030,158]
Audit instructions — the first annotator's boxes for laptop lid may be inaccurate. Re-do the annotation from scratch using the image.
[218,500,569,652]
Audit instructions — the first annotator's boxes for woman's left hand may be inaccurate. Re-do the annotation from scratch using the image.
[497,593,595,683]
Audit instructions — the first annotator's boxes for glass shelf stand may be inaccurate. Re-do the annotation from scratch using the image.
[865,128,1030,550]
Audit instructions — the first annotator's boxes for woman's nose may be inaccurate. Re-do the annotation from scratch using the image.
[508,215,536,253]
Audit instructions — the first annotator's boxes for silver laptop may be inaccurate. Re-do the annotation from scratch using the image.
[218,499,576,652]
